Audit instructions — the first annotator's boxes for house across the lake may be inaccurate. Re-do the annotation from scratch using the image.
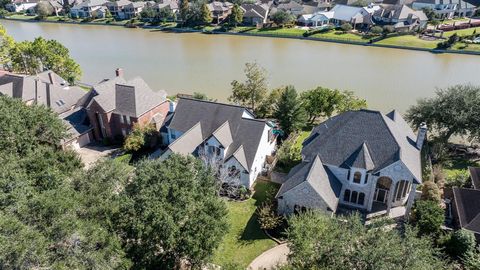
[276,109,425,217]
[153,97,277,188]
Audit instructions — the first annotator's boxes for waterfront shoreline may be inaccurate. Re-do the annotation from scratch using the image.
[2,17,480,56]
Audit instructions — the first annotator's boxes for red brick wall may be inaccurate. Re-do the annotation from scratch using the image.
[137,101,170,128]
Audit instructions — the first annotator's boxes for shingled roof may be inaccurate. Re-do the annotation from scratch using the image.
[302,109,422,183]
[453,187,480,235]
[89,76,168,117]
[167,98,269,171]
[276,156,342,211]
[469,167,480,190]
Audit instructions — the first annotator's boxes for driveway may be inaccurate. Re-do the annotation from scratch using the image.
[248,243,290,270]
[75,143,120,169]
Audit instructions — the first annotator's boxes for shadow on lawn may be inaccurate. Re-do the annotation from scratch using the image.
[237,213,269,245]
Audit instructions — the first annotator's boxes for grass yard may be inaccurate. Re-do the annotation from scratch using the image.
[452,42,480,52]
[7,14,35,20]
[248,27,306,37]
[375,35,439,49]
[211,180,280,268]
[294,131,311,150]
[311,30,369,43]
[443,26,480,37]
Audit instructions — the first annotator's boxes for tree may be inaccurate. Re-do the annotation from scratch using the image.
[139,6,155,20]
[421,181,441,203]
[257,202,282,230]
[300,87,343,124]
[229,4,243,26]
[276,133,302,170]
[179,0,190,25]
[105,8,113,19]
[336,90,367,113]
[370,26,383,35]
[36,1,53,20]
[229,62,268,114]
[270,10,294,26]
[383,25,395,34]
[412,200,444,237]
[192,92,214,101]
[8,37,82,84]
[123,123,158,152]
[285,211,446,269]
[256,87,283,118]
[274,86,306,136]
[406,85,480,142]
[0,25,15,71]
[445,229,476,259]
[117,155,228,269]
[340,22,353,32]
[157,6,174,23]
[200,3,212,25]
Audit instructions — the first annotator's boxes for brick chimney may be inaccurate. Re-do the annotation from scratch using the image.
[416,122,427,150]
[115,68,124,77]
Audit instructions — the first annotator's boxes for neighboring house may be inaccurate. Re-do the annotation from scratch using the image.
[276,110,425,216]
[412,0,477,18]
[70,0,107,18]
[26,0,63,16]
[6,0,38,12]
[155,98,277,188]
[0,71,93,149]
[85,69,170,142]
[301,4,380,27]
[241,2,271,25]
[298,11,332,26]
[152,0,179,14]
[106,0,132,19]
[207,1,234,24]
[372,4,428,31]
[451,167,480,242]
[124,1,146,19]
[271,1,305,16]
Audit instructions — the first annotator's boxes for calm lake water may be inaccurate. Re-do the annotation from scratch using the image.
[3,20,480,112]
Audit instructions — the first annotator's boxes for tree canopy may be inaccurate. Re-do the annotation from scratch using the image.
[229,62,268,114]
[285,211,446,270]
[274,86,306,136]
[406,84,480,142]
[0,24,81,84]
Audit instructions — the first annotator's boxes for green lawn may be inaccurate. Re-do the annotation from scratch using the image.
[7,14,35,20]
[443,158,480,178]
[375,35,439,49]
[311,30,369,43]
[443,26,480,37]
[248,27,306,37]
[211,180,280,268]
[452,42,480,52]
[294,131,311,150]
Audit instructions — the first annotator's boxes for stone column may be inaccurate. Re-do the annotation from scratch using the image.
[386,180,396,215]
[367,176,378,212]
[404,183,417,221]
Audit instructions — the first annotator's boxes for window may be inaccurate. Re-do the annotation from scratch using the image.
[228,166,240,177]
[119,114,124,124]
[208,146,221,156]
[358,193,365,205]
[351,191,358,203]
[123,115,131,125]
[353,172,362,184]
[121,128,126,137]
[364,174,368,184]
[343,189,351,202]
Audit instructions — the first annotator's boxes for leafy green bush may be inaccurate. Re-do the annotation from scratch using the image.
[445,229,476,259]
[276,134,302,171]
[123,123,158,152]
[412,200,444,237]
[421,181,441,203]
[340,23,353,32]
[257,202,282,230]
[303,26,334,37]
[370,26,383,35]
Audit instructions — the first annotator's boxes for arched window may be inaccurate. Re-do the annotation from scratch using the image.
[353,172,362,184]
[344,189,351,202]
[394,180,410,201]
[351,191,358,203]
[358,193,365,205]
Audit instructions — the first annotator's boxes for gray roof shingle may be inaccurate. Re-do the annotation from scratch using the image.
[453,187,480,234]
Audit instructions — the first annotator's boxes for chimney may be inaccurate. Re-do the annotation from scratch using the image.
[416,122,427,149]
[48,72,55,84]
[46,82,51,108]
[115,68,124,77]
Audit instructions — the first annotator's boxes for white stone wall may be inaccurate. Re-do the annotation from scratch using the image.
[278,181,333,215]
[246,124,276,187]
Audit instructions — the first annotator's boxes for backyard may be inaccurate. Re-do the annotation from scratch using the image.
[211,180,281,268]
[375,34,439,49]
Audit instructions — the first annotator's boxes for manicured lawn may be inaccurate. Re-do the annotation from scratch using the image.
[7,14,35,20]
[248,27,306,37]
[452,42,480,52]
[443,158,480,179]
[211,180,280,268]
[311,30,369,43]
[443,26,480,37]
[375,35,439,49]
[294,131,310,150]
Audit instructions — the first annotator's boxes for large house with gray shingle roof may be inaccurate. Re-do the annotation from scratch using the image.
[153,98,277,188]
[86,69,170,141]
[277,109,426,217]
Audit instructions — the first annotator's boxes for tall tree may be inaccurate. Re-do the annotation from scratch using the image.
[285,211,446,270]
[336,90,367,113]
[274,86,306,136]
[200,3,212,25]
[229,62,268,114]
[117,155,228,269]
[229,4,243,26]
[179,0,190,25]
[36,1,53,20]
[406,84,480,142]
[0,25,14,69]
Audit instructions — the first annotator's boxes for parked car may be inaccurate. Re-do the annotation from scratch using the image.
[474,37,480,44]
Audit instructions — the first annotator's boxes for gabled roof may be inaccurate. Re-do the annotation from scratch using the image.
[73,0,107,8]
[277,156,342,211]
[89,75,168,117]
[167,98,268,171]
[453,187,480,234]
[302,109,422,183]
[342,142,375,170]
[469,167,480,190]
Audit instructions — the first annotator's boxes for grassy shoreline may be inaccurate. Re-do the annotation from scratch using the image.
[2,16,480,56]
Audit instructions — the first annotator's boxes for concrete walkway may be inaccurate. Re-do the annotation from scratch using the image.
[248,243,290,270]
[75,143,120,169]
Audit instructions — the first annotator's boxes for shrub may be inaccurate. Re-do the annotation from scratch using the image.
[412,200,444,237]
[276,134,302,171]
[445,170,471,189]
[445,229,476,259]
[123,123,158,152]
[383,25,395,34]
[421,181,441,203]
[370,26,383,35]
[257,202,282,230]
[437,33,459,49]
[462,248,480,269]
[340,23,353,32]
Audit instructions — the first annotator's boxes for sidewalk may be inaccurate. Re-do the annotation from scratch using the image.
[247,243,289,270]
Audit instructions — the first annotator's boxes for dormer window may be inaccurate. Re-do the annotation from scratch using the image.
[353,172,362,184]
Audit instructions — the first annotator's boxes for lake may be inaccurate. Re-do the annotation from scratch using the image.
[3,20,480,112]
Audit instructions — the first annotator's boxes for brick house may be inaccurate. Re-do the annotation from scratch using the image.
[86,69,170,141]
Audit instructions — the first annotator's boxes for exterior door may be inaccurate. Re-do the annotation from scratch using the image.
[374,188,389,203]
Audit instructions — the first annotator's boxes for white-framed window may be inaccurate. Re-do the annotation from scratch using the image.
[119,114,124,124]
[353,171,362,184]
[343,189,366,205]
[123,115,131,125]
